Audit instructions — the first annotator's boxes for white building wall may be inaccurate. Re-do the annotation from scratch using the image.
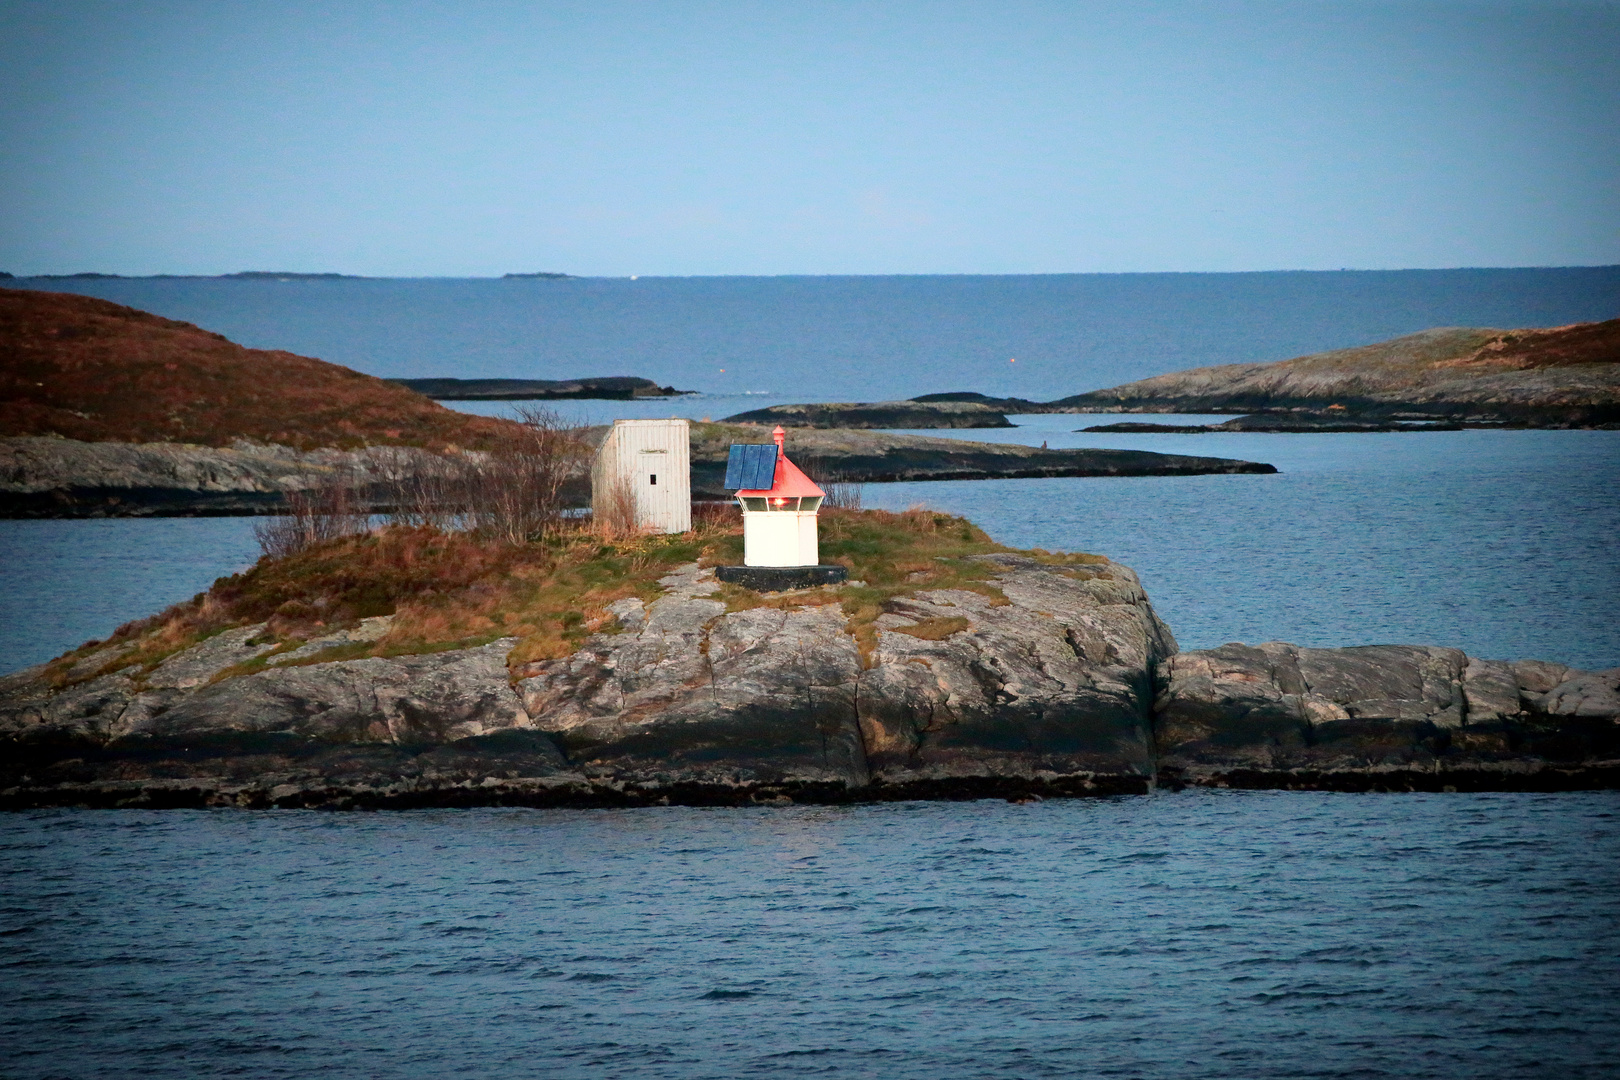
[591,419,691,534]
[743,510,820,566]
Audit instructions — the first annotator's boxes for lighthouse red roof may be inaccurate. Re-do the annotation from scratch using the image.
[734,426,825,499]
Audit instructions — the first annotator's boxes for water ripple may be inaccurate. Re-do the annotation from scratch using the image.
[1,791,1617,1079]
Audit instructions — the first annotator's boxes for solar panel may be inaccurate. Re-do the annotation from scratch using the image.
[725,444,778,490]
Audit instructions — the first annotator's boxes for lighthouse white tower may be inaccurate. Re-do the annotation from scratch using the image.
[729,426,824,567]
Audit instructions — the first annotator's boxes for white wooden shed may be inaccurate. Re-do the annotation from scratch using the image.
[591,418,691,534]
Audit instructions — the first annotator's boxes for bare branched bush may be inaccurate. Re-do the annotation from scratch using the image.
[253,465,371,557]
[380,405,592,544]
[799,455,863,510]
[690,500,735,530]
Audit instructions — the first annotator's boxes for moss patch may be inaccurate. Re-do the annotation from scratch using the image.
[891,616,971,641]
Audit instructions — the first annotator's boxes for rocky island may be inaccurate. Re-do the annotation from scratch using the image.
[2,508,1614,808]
[938,318,1617,427]
[395,376,691,401]
[722,400,1015,429]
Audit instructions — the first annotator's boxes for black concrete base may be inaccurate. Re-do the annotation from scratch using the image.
[715,565,848,591]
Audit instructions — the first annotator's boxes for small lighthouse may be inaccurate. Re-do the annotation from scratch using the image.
[715,426,848,590]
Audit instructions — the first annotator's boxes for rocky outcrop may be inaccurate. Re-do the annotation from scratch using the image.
[1155,643,1620,791]
[722,400,1014,429]
[394,376,691,400]
[684,423,1276,497]
[1080,413,1466,433]
[5,559,1613,808]
[1049,319,1620,426]
[0,557,1176,808]
[6,421,1281,518]
[0,436,449,517]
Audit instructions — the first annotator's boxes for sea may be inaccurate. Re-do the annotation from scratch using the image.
[2,269,1618,1078]
[3,794,1618,1079]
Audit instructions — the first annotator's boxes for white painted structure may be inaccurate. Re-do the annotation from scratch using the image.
[591,418,691,534]
[734,427,825,567]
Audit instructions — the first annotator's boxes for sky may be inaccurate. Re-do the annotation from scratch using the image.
[1,0,1617,277]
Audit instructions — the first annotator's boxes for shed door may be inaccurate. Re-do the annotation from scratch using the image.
[636,448,669,529]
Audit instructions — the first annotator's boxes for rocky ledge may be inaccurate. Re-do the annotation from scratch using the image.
[6,428,1276,518]
[685,424,1276,496]
[721,400,1015,429]
[0,556,1175,808]
[1156,643,1619,791]
[3,558,1615,809]
[393,376,691,401]
[0,436,449,518]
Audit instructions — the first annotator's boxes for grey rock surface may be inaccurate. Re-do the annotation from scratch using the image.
[266,616,395,666]
[146,625,280,689]
[1,557,1175,806]
[721,400,1015,429]
[1047,321,1620,426]
[3,557,1614,807]
[1156,642,1620,787]
[856,555,1173,786]
[0,436,449,517]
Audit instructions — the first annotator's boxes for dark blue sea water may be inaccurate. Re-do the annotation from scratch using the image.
[3,793,1617,1079]
[16,267,1620,400]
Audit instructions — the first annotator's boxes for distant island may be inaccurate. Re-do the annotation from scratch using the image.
[753,318,1618,430]
[0,270,572,281]
[218,271,368,280]
[989,319,1616,427]
[2,271,373,281]
[1053,318,1618,426]
[723,400,1014,429]
[396,376,691,401]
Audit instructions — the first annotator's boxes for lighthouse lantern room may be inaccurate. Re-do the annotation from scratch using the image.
[727,426,824,567]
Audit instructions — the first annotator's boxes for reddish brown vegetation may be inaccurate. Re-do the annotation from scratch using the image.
[1436,317,1620,372]
[0,287,525,450]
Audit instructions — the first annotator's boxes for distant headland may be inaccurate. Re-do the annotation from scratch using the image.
[0,270,572,281]
[743,318,1620,430]
[395,376,690,401]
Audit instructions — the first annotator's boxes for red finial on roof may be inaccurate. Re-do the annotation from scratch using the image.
[735,424,824,499]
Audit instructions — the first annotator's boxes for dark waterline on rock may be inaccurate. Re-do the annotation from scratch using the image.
[1,793,1616,1079]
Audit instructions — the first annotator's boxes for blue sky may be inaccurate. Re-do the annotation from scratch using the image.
[1,0,1616,276]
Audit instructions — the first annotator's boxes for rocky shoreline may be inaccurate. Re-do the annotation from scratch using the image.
[721,400,1015,429]
[0,436,451,518]
[3,556,1614,809]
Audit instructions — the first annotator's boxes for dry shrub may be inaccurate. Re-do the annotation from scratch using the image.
[891,616,970,641]
[252,464,371,557]
[798,455,863,509]
[591,472,641,539]
[690,500,736,529]
[377,405,591,543]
